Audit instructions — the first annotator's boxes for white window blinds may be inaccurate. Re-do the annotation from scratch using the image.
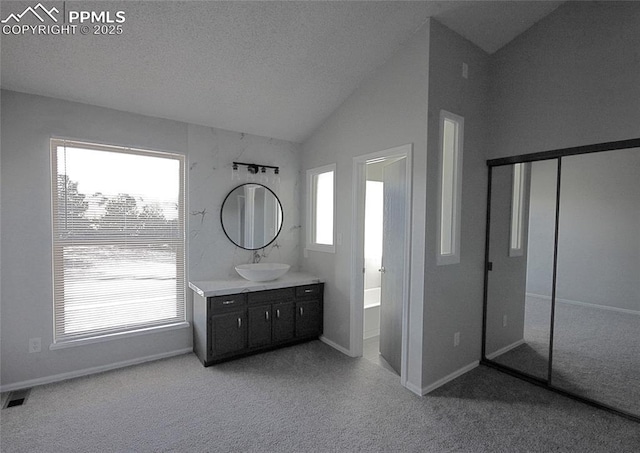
[51,139,186,343]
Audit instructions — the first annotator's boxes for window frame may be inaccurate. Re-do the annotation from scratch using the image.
[509,162,527,257]
[306,163,336,253]
[436,110,464,266]
[50,138,187,346]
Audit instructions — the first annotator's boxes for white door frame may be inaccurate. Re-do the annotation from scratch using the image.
[350,144,413,387]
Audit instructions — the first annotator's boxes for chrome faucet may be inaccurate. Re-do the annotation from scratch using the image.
[252,250,262,263]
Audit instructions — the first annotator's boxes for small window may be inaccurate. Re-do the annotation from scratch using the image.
[437,110,464,265]
[51,139,186,344]
[509,163,526,257]
[307,164,336,252]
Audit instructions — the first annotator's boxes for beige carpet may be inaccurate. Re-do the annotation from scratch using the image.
[2,341,639,452]
[491,296,639,417]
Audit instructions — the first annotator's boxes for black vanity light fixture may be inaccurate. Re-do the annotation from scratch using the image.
[233,162,280,175]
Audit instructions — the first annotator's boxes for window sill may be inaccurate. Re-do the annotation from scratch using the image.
[436,254,460,266]
[50,321,190,350]
[306,244,336,254]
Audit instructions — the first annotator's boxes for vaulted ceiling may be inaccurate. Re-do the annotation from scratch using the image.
[1,1,563,142]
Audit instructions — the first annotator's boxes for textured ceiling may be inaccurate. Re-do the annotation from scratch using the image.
[1,1,563,143]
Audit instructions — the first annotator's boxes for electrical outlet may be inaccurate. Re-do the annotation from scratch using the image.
[454,332,460,347]
[503,315,508,328]
[462,62,469,79]
[29,337,41,353]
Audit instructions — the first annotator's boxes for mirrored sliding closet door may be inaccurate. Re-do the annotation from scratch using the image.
[483,139,640,422]
[485,161,558,381]
[552,148,640,417]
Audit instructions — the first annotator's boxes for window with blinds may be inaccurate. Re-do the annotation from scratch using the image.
[51,139,186,344]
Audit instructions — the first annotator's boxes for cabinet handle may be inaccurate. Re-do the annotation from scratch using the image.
[304,289,313,293]
[300,307,304,316]
[276,309,280,318]
[265,311,270,321]
[222,300,235,305]
[237,318,242,328]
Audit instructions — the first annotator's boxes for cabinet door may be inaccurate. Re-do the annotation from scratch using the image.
[248,305,272,348]
[272,301,295,343]
[211,311,247,356]
[295,299,322,338]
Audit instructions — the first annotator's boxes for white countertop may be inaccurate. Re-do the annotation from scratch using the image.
[189,272,323,298]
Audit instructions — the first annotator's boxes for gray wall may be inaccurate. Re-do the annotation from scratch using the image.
[301,18,490,392]
[422,20,489,385]
[301,22,431,390]
[489,1,640,159]
[1,90,301,388]
[527,150,640,312]
[487,0,640,351]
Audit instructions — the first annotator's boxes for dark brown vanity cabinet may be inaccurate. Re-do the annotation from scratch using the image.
[294,284,323,338]
[211,311,247,356]
[206,293,248,357]
[295,299,322,338]
[272,301,296,342]
[193,283,323,366]
[248,300,296,348]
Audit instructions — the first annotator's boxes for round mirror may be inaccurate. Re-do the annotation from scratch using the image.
[220,183,284,250]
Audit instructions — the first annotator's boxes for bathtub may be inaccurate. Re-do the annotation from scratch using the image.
[364,287,381,339]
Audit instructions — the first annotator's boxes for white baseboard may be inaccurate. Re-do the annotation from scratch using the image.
[404,380,424,396]
[0,348,193,393]
[486,339,525,360]
[420,361,480,395]
[319,335,354,357]
[526,293,640,316]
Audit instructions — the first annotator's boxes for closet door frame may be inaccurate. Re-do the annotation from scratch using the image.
[481,137,640,423]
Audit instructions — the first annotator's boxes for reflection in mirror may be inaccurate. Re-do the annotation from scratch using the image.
[552,148,640,417]
[220,183,283,250]
[485,161,557,380]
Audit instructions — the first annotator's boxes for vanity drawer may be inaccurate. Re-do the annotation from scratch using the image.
[209,293,247,312]
[296,284,322,298]
[248,288,294,304]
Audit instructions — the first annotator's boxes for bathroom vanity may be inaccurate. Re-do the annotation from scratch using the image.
[189,273,323,366]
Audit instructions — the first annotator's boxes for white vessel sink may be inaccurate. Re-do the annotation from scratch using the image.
[235,263,291,282]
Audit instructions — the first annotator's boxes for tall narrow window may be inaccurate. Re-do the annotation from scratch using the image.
[307,163,336,252]
[509,162,526,257]
[437,110,464,265]
[51,139,186,345]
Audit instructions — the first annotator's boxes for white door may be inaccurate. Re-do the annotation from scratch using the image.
[379,158,407,374]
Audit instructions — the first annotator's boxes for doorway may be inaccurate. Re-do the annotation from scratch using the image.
[351,144,412,383]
